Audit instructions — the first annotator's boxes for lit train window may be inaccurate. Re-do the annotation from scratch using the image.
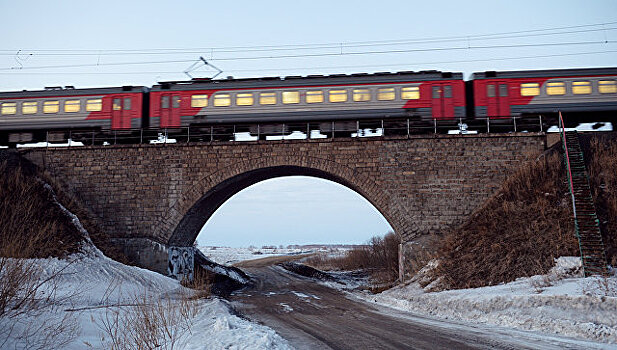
[401,87,419,100]
[22,101,38,114]
[329,90,348,103]
[282,91,300,104]
[1,102,16,115]
[213,93,231,107]
[64,100,81,113]
[113,98,122,110]
[236,93,254,106]
[306,90,324,103]
[191,95,208,108]
[520,83,540,96]
[572,81,591,95]
[43,101,59,113]
[546,82,566,95]
[86,99,102,111]
[125,97,132,110]
[259,92,277,105]
[377,87,395,101]
[353,89,371,102]
[599,80,617,94]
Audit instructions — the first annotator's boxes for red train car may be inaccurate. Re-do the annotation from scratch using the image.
[0,86,147,144]
[470,67,617,118]
[149,71,466,129]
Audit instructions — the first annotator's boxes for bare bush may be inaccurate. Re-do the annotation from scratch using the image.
[304,232,400,284]
[97,290,199,350]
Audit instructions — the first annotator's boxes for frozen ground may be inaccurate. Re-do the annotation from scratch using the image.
[198,246,320,265]
[0,245,292,349]
[353,257,617,345]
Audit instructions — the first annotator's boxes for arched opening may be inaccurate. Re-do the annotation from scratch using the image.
[197,176,393,248]
[167,165,397,247]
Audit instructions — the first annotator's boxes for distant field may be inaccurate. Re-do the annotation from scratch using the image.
[198,245,356,265]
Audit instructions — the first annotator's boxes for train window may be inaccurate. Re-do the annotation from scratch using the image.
[499,84,508,97]
[444,85,452,98]
[546,82,566,95]
[124,97,132,110]
[599,80,617,94]
[329,89,348,103]
[161,96,169,109]
[487,84,495,98]
[172,96,180,108]
[306,90,324,103]
[43,101,59,113]
[282,91,300,104]
[64,100,81,113]
[213,93,231,107]
[572,81,591,95]
[1,102,17,115]
[259,92,277,105]
[22,101,38,114]
[236,93,254,106]
[377,87,395,101]
[520,83,540,96]
[113,98,122,110]
[191,95,208,108]
[432,86,440,99]
[86,99,102,112]
[353,89,371,102]
[401,86,419,100]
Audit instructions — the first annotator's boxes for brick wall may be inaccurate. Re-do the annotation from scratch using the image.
[20,133,545,270]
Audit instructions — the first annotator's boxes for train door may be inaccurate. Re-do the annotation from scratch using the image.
[111,95,132,129]
[431,84,454,119]
[486,82,510,117]
[160,94,181,128]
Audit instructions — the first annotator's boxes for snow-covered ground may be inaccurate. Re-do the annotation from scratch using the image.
[0,246,292,349]
[353,257,617,345]
[198,246,316,265]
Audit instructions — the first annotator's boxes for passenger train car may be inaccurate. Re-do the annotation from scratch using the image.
[0,67,616,145]
[0,86,146,143]
[149,71,466,129]
[471,67,617,118]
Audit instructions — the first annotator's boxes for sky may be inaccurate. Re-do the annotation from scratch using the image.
[1,1,616,246]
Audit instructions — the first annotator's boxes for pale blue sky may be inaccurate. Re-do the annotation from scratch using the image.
[1,1,616,246]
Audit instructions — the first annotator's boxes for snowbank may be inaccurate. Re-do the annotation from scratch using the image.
[357,257,617,344]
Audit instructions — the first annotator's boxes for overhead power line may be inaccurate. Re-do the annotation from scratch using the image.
[1,40,615,71]
[1,49,615,75]
[1,21,616,55]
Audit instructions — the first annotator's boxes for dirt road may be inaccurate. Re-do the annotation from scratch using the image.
[229,256,603,350]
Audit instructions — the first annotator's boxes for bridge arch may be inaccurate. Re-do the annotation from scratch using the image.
[162,155,410,247]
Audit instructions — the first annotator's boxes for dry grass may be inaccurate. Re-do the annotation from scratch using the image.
[432,151,578,290]
[97,290,199,350]
[587,138,617,266]
[304,232,400,284]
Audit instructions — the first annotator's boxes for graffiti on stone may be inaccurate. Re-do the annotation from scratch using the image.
[168,246,194,281]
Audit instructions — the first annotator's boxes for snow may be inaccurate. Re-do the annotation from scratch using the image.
[547,122,613,133]
[0,250,293,349]
[354,257,617,344]
[198,246,313,265]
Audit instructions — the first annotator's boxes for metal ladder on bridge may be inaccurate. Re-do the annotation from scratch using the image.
[559,115,608,276]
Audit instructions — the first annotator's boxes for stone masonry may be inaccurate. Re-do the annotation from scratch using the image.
[20,133,547,273]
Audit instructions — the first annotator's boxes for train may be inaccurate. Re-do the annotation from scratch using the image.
[0,67,616,145]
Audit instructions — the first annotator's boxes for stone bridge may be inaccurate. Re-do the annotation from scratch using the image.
[20,133,548,273]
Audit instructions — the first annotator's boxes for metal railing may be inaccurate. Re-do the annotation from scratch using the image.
[7,115,548,148]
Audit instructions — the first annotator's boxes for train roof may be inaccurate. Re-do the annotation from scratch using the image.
[470,67,617,80]
[0,86,149,99]
[151,71,464,91]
